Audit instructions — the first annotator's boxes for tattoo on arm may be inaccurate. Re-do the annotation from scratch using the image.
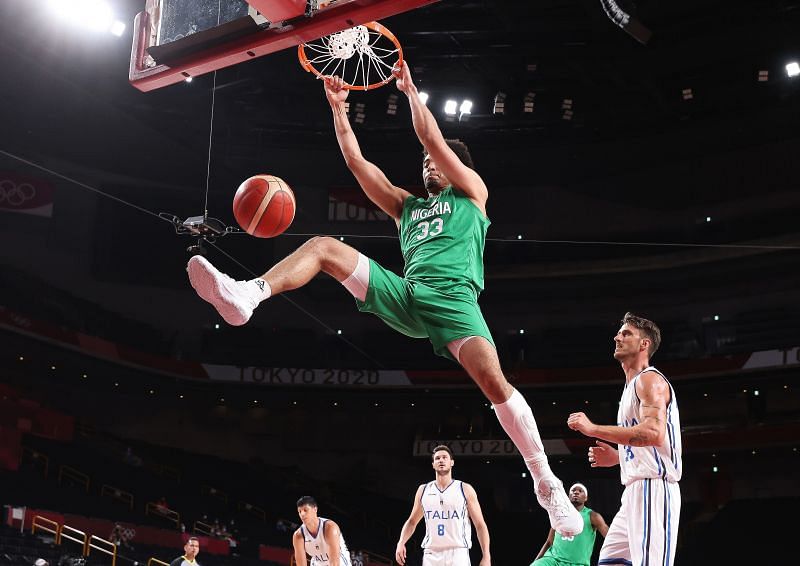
[629,432,649,446]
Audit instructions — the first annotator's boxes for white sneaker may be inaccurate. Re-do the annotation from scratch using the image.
[187,255,257,326]
[536,478,584,537]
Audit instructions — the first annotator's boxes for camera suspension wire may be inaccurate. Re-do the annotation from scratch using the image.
[203,1,224,221]
[0,149,173,226]
[0,148,389,366]
[203,69,218,221]
[277,231,800,251]
[207,240,386,368]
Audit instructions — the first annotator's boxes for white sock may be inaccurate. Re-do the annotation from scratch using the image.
[247,278,272,302]
[493,388,554,486]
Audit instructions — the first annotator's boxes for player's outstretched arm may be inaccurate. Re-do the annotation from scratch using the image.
[464,483,491,566]
[395,485,425,566]
[324,75,411,220]
[323,520,344,566]
[590,511,610,538]
[533,529,555,562]
[292,529,309,566]
[567,371,669,447]
[392,61,488,209]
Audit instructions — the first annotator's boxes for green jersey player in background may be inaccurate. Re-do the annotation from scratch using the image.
[187,60,583,537]
[531,483,609,566]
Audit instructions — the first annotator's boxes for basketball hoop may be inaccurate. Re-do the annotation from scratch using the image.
[298,21,403,91]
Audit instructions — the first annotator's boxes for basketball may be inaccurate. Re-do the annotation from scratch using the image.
[232,174,296,238]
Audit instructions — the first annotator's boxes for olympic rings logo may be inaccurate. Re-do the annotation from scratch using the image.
[0,179,37,206]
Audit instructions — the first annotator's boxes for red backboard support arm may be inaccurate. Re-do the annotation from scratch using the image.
[129,0,437,92]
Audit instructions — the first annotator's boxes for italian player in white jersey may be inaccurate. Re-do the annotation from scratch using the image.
[567,313,682,566]
[396,445,490,566]
[293,496,352,566]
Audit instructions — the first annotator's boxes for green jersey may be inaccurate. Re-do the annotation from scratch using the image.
[399,186,490,293]
[545,506,596,566]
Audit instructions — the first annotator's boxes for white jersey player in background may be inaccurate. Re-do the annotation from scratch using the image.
[293,496,352,566]
[567,312,682,566]
[396,445,490,566]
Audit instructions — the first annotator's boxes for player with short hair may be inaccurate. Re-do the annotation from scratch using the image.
[293,496,352,566]
[396,445,490,566]
[531,483,608,566]
[567,313,682,566]
[187,60,582,536]
[170,537,201,566]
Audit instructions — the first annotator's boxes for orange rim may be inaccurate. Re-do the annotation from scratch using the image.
[298,21,403,91]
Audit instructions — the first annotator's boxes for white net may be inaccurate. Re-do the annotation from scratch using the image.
[300,23,401,90]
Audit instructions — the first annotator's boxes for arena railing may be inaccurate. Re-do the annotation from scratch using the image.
[87,534,117,566]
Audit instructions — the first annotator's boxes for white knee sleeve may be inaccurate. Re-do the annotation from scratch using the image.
[340,252,370,302]
[446,335,478,363]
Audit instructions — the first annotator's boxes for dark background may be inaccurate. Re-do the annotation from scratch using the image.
[1,1,799,565]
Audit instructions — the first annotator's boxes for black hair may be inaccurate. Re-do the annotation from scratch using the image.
[422,139,474,169]
[431,444,453,460]
[296,495,318,508]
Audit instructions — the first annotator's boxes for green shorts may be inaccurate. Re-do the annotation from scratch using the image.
[531,557,585,566]
[355,259,495,361]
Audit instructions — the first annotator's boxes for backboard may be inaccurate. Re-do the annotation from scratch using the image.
[129,0,438,92]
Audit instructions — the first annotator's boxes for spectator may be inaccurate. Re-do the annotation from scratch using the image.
[110,524,123,547]
[123,446,143,467]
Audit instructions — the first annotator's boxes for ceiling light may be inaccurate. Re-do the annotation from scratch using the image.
[419,92,429,105]
[493,92,506,115]
[786,61,800,77]
[387,93,398,115]
[110,20,126,37]
[523,92,535,113]
[459,100,472,114]
[84,1,114,32]
[444,100,457,115]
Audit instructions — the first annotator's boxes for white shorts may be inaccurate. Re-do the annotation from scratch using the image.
[599,479,681,566]
[422,548,471,566]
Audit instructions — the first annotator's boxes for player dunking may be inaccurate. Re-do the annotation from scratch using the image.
[396,445,490,566]
[187,60,582,536]
[567,313,682,566]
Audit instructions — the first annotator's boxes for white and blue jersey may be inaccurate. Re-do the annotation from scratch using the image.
[600,366,682,566]
[420,480,471,551]
[617,366,682,485]
[301,518,351,566]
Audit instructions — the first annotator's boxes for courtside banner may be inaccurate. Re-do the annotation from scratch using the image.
[0,171,55,217]
[328,185,425,222]
[413,438,571,457]
[328,187,389,222]
[3,307,799,387]
[203,364,412,387]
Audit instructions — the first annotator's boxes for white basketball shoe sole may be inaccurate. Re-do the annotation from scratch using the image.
[536,478,584,537]
[187,255,256,326]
